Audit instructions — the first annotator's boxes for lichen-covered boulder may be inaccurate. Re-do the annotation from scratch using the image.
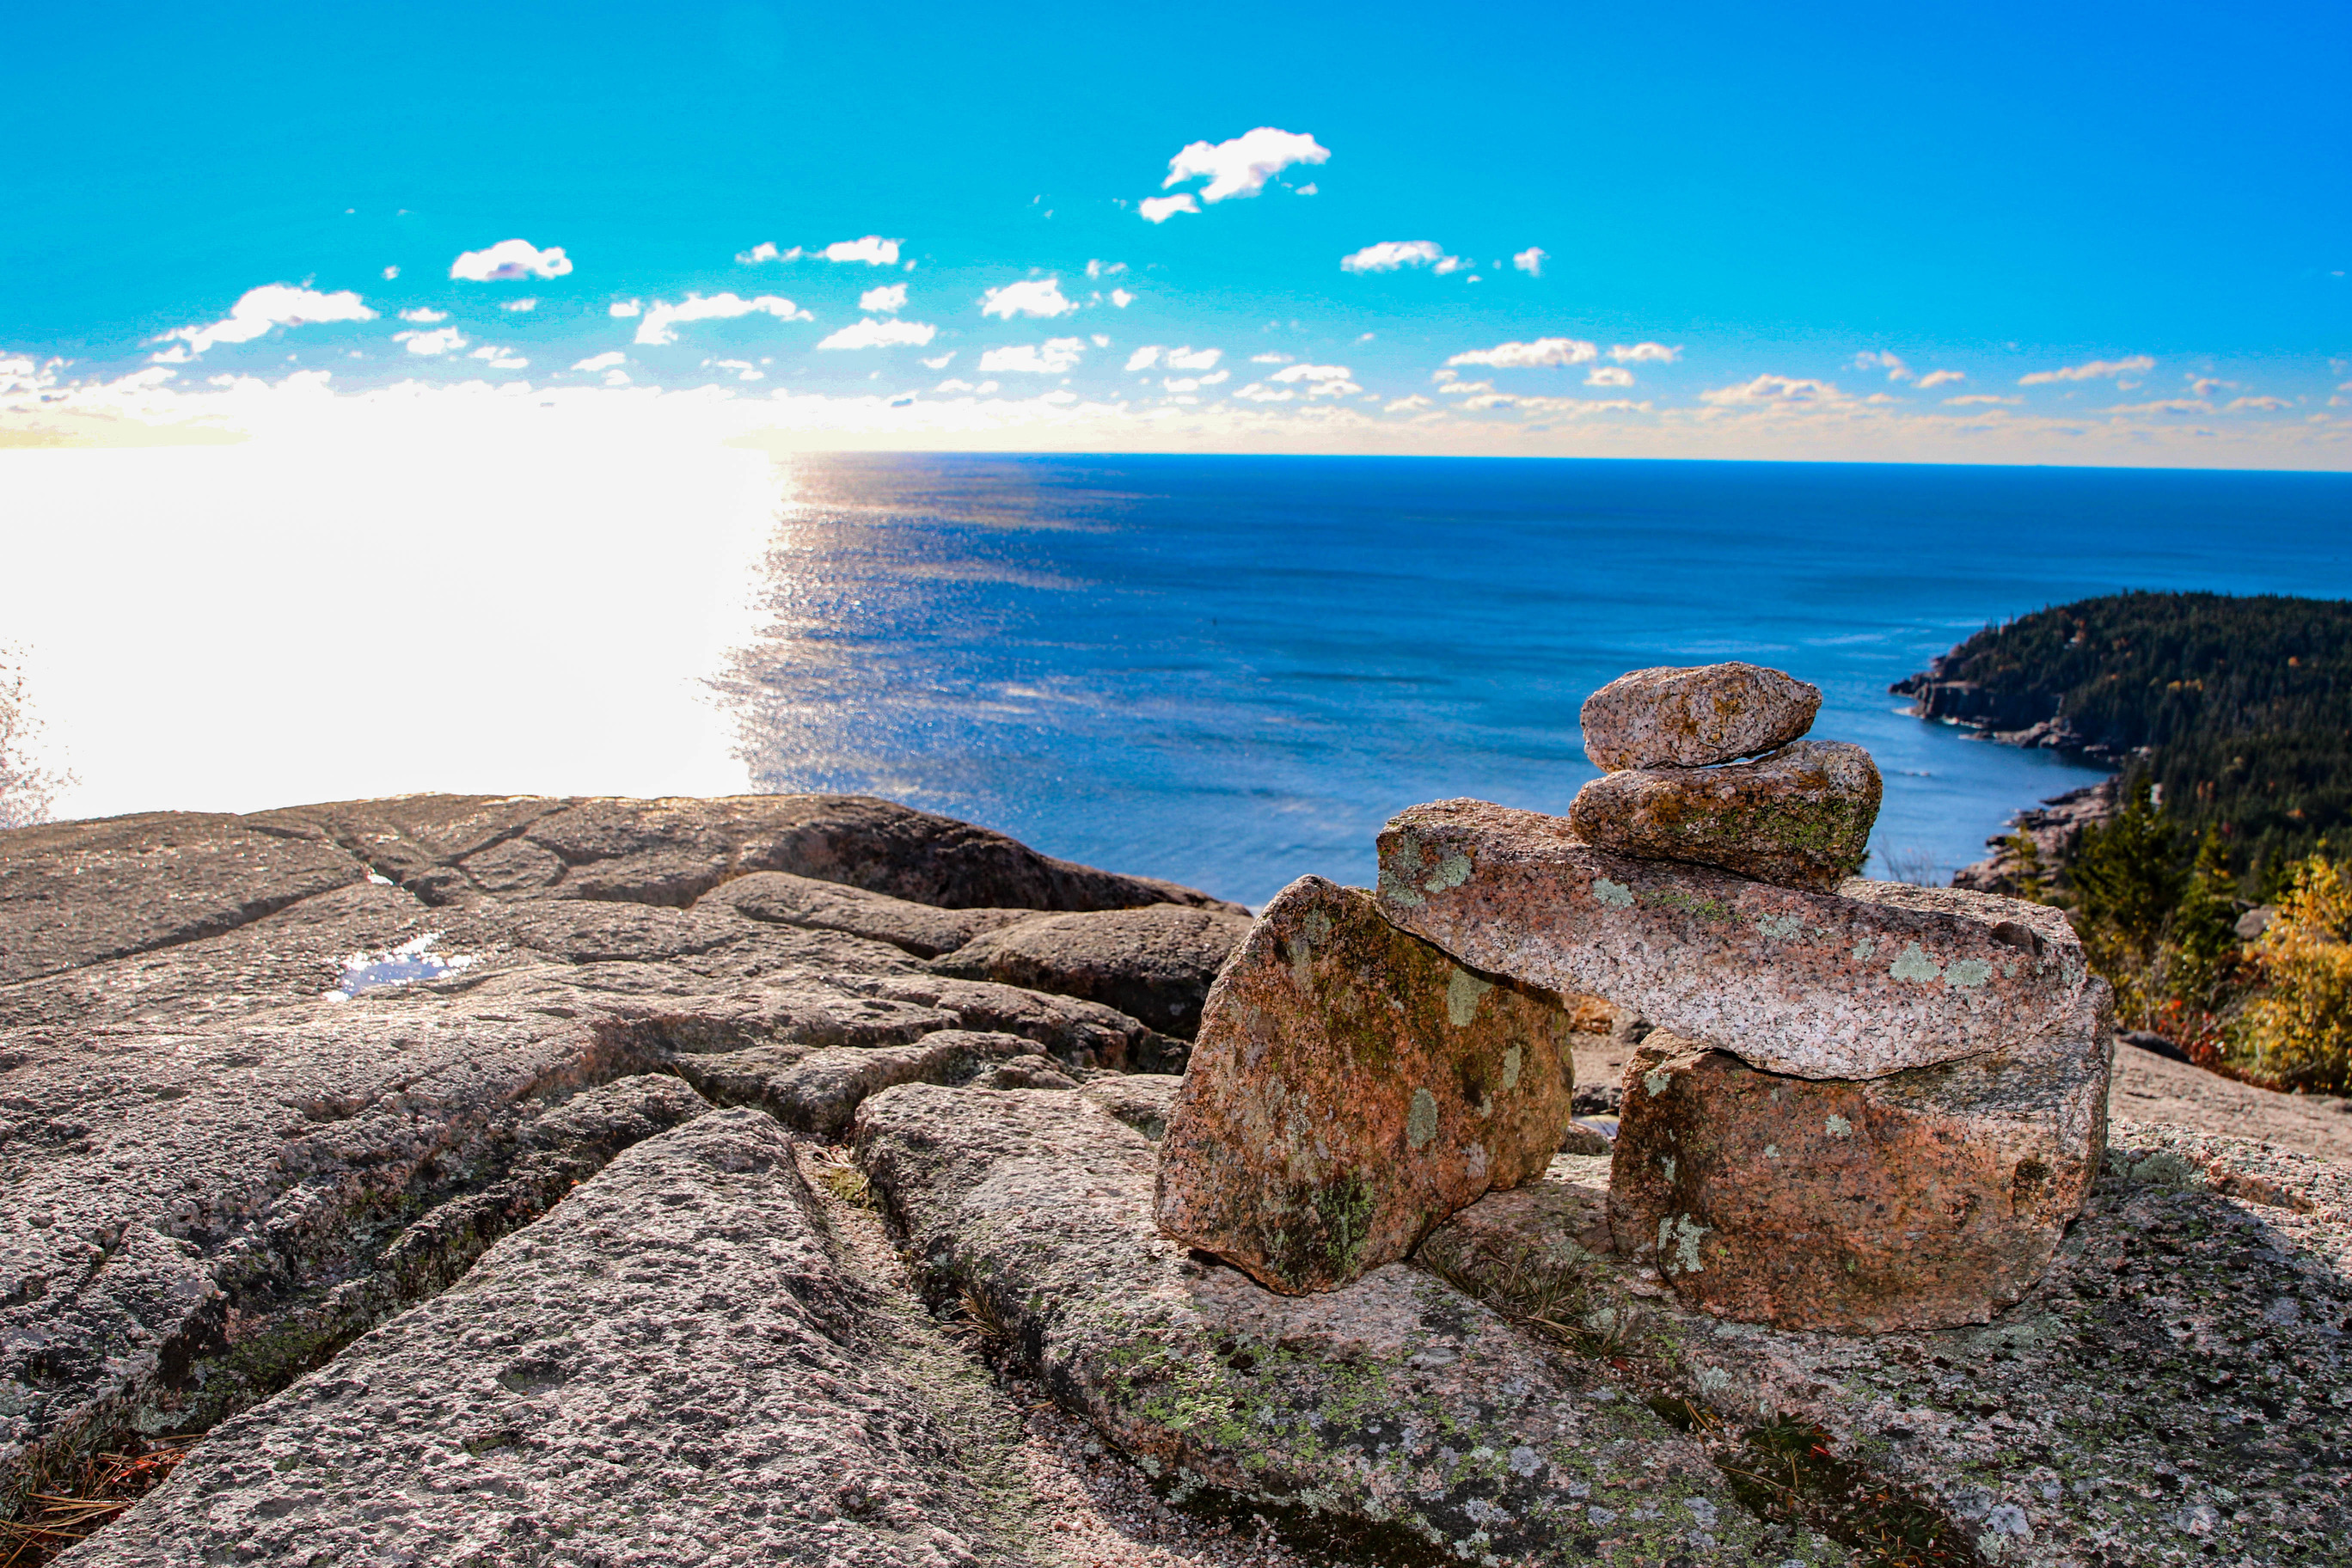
[1567,739,1883,892]
[1580,662,1822,771]
[1376,799,2104,1081]
[1155,875,1575,1294]
[1608,1024,2111,1332]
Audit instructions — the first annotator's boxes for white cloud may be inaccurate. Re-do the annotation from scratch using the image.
[573,352,627,372]
[1250,352,1294,364]
[1586,365,1635,388]
[737,242,802,265]
[2018,354,2156,385]
[501,298,538,313]
[392,328,469,356]
[609,299,642,317]
[1700,375,1848,407]
[634,293,812,346]
[922,352,955,370]
[1271,363,1358,396]
[1341,241,1465,274]
[2105,398,2211,414]
[1945,394,2021,406]
[1126,346,1161,371]
[1162,371,1230,392]
[1448,338,1597,369]
[2226,395,2293,412]
[1232,383,1294,403]
[1163,127,1331,203]
[859,283,908,314]
[1609,343,1681,364]
[1386,395,1435,413]
[1139,194,1199,224]
[820,236,901,266]
[1109,289,1135,308]
[450,239,573,282]
[1127,346,1221,373]
[981,279,1076,319]
[1091,334,1111,348]
[1916,370,1965,389]
[816,318,938,350]
[707,358,764,382]
[398,307,448,323]
[1438,379,1494,395]
[977,338,1087,373]
[382,266,400,280]
[1295,182,1318,196]
[152,285,377,359]
[1085,260,1128,279]
[600,369,631,387]
[469,345,529,371]
[1513,247,1547,277]
[1853,350,1912,381]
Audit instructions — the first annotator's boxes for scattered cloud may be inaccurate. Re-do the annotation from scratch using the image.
[1123,346,1220,371]
[151,285,377,360]
[1269,363,1358,397]
[634,293,812,346]
[1163,371,1230,392]
[1945,394,2021,406]
[1085,260,1128,279]
[392,327,469,356]
[382,266,400,280]
[609,300,642,317]
[981,279,1076,319]
[1700,374,1848,407]
[1295,183,1318,196]
[1233,383,1295,403]
[1448,338,1597,369]
[1512,248,1547,278]
[737,242,802,265]
[1251,352,1294,364]
[1609,343,1680,364]
[2226,395,2293,412]
[501,298,538,313]
[1109,289,1135,308]
[573,352,627,372]
[817,318,938,350]
[1916,370,1965,389]
[2105,398,2212,415]
[1586,365,1635,388]
[859,283,908,314]
[922,352,955,370]
[1162,127,1330,204]
[1437,379,1495,395]
[706,358,764,382]
[977,338,1087,373]
[450,239,572,282]
[1341,241,1466,274]
[2018,354,2156,385]
[469,344,529,371]
[821,236,901,266]
[1091,334,1111,349]
[1386,395,1435,413]
[398,307,448,324]
[1853,351,1912,381]
[1140,194,1199,224]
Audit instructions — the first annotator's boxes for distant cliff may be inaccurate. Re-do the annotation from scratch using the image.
[1895,590,2352,881]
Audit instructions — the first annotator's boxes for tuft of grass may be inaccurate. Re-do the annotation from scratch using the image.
[806,1147,877,1210]
[1,1438,195,1566]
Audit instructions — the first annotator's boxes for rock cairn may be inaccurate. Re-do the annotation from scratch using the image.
[1160,661,2114,1333]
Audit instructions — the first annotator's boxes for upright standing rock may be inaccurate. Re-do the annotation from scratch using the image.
[1155,875,1576,1294]
[1580,662,1822,771]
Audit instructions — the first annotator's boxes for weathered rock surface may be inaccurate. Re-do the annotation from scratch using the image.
[677,1030,1049,1136]
[1422,1124,2352,1567]
[73,1111,1042,1567]
[859,1084,1835,1565]
[0,793,1225,1507]
[1607,1025,2110,1332]
[701,868,1038,957]
[1567,739,1883,892]
[1580,662,1822,771]
[931,904,1255,1039]
[1157,876,1577,1295]
[1378,799,2107,1081]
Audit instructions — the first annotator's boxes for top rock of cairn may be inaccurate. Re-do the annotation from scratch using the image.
[1581,661,1822,771]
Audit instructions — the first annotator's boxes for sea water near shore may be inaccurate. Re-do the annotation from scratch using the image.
[720,455,2352,906]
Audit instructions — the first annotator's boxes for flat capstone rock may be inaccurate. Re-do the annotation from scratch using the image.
[1158,875,1577,1294]
[1580,662,1822,771]
[1567,738,1883,892]
[1377,798,2107,1081]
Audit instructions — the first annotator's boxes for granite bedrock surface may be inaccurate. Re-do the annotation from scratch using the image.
[0,793,2339,1566]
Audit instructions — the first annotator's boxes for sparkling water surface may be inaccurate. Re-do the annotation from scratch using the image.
[714,455,2352,907]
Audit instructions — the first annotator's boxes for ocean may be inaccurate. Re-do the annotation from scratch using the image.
[711,455,2352,908]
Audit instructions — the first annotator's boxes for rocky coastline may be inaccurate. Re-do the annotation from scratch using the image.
[1,766,2346,1566]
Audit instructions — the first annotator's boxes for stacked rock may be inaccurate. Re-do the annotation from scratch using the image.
[1158,660,2113,1336]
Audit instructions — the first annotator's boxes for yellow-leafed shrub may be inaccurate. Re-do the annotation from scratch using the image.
[2236,853,2352,1093]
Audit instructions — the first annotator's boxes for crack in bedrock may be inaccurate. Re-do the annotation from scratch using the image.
[3,1014,684,1506]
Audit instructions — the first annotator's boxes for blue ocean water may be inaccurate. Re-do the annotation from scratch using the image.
[712,456,2352,908]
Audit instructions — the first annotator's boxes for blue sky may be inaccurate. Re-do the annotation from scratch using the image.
[4,0,2349,463]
